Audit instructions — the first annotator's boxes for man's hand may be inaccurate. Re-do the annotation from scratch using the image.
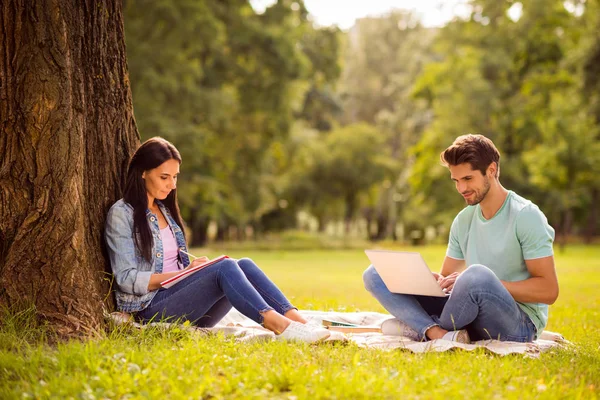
[436,256,466,293]
[438,272,461,292]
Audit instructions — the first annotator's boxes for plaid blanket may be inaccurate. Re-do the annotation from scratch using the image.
[108,309,568,357]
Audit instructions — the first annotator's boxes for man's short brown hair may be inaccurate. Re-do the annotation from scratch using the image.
[440,134,500,175]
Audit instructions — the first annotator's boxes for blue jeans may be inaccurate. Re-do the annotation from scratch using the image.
[137,258,296,327]
[363,264,537,342]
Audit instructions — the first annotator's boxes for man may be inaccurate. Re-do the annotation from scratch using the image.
[363,134,559,343]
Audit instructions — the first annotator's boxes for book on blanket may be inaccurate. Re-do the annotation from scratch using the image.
[160,254,229,288]
[321,319,382,333]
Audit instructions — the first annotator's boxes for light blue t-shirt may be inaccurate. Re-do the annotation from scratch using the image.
[446,191,555,335]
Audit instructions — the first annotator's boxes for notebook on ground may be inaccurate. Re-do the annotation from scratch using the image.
[160,255,229,288]
[364,250,448,297]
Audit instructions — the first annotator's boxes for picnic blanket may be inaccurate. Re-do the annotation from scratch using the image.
[108,309,569,357]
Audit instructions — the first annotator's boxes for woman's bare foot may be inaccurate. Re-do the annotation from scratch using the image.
[261,310,291,334]
[283,309,308,324]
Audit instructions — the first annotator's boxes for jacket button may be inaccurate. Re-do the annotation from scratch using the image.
[156,252,162,258]
[150,216,156,222]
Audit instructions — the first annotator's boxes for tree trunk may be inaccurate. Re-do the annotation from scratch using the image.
[374,188,390,240]
[316,214,326,233]
[584,188,599,244]
[365,215,374,240]
[215,220,228,241]
[0,1,139,336]
[344,193,356,235]
[237,224,247,241]
[558,208,573,252]
[386,188,397,240]
[189,208,209,248]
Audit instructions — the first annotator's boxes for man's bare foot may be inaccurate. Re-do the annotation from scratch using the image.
[425,325,448,340]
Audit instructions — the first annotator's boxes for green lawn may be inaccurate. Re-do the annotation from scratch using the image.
[1,245,599,399]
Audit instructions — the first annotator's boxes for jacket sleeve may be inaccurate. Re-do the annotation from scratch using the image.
[105,205,153,295]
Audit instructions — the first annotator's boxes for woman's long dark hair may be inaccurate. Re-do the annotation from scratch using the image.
[123,137,185,262]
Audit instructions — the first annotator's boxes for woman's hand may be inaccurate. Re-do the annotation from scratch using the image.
[188,256,210,268]
[148,256,210,291]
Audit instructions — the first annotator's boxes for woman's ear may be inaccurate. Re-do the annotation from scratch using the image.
[142,171,146,179]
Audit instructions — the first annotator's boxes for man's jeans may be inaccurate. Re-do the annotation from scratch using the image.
[363,264,537,342]
[137,258,296,327]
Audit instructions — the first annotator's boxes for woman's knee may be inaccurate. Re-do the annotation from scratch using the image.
[236,257,256,267]
[216,258,242,274]
[236,257,260,273]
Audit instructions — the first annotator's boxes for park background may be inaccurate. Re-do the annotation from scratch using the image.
[124,0,600,249]
[1,0,599,398]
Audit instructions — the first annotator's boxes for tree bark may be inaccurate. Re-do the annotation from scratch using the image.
[0,1,139,336]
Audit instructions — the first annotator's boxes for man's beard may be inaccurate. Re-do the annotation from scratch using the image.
[465,176,491,206]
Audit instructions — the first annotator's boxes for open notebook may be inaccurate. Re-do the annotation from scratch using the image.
[160,255,229,288]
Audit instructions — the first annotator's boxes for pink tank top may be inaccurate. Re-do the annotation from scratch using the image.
[160,225,180,273]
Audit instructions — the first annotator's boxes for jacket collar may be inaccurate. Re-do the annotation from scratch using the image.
[145,200,167,217]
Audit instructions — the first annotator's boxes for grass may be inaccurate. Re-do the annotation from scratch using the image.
[1,245,599,399]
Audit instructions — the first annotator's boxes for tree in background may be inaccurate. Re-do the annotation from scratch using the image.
[295,24,343,132]
[125,0,342,245]
[339,11,435,239]
[577,0,600,242]
[0,1,139,335]
[287,124,392,234]
[410,0,600,242]
[123,0,600,245]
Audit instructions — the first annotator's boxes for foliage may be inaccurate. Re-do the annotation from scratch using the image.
[287,123,391,230]
[123,1,600,243]
[124,0,342,244]
[409,0,600,238]
[335,10,437,238]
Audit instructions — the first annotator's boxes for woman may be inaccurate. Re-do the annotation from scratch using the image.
[105,137,330,342]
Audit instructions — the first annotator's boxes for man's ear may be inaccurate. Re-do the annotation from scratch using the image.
[487,162,498,178]
[142,171,146,179]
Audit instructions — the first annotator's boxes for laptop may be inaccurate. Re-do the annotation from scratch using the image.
[365,250,448,297]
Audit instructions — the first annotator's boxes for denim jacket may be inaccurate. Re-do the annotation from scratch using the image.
[105,199,191,312]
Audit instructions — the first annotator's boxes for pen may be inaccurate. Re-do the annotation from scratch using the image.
[178,249,198,260]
